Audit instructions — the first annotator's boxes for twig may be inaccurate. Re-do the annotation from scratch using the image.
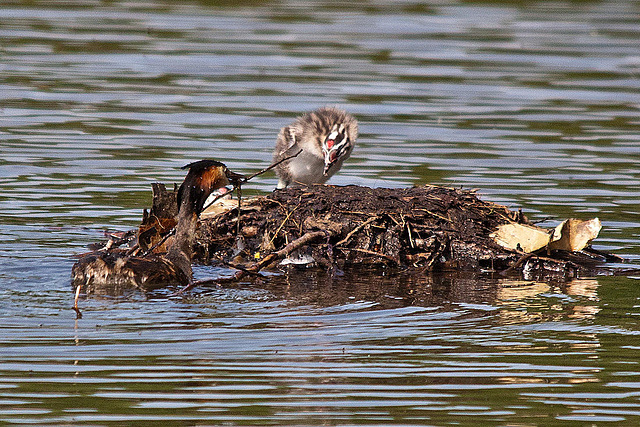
[336,216,379,247]
[500,252,534,276]
[217,258,265,277]
[125,242,140,256]
[342,247,400,265]
[175,259,267,293]
[245,148,303,181]
[412,208,452,223]
[268,202,301,248]
[337,210,375,216]
[406,218,415,249]
[235,184,242,236]
[254,230,327,272]
[73,284,82,319]
[531,216,553,225]
[387,214,400,226]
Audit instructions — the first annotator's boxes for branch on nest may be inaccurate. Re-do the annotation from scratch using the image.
[336,216,379,247]
[341,247,400,266]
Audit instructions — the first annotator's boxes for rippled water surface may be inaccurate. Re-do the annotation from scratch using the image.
[2,0,640,424]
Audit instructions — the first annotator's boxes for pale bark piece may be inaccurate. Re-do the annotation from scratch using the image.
[491,223,551,253]
[549,218,602,252]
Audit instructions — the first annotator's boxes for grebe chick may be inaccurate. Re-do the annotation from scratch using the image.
[71,160,245,290]
[273,107,358,189]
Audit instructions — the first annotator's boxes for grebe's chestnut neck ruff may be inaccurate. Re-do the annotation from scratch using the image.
[273,107,358,189]
[71,160,244,290]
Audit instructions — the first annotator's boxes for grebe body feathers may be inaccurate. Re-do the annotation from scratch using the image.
[72,160,243,290]
[273,107,358,189]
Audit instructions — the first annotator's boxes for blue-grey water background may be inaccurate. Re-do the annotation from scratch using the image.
[2,0,640,425]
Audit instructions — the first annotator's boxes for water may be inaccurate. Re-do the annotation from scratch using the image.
[2,0,640,424]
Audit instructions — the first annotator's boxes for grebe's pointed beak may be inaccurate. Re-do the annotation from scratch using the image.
[224,169,247,186]
[323,154,336,176]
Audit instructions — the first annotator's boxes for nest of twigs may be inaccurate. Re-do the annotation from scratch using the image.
[136,183,625,287]
[196,185,523,271]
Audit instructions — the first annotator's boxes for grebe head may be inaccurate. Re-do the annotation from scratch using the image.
[321,122,353,176]
[178,160,246,215]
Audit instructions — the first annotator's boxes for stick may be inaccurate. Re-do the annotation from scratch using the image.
[268,202,300,248]
[500,252,534,276]
[125,242,140,256]
[336,216,379,247]
[245,148,303,181]
[406,218,415,249]
[236,185,244,236]
[255,230,327,272]
[73,284,82,319]
[342,247,400,265]
[217,258,265,277]
[412,208,452,223]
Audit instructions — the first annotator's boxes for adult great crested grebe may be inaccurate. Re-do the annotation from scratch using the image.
[71,160,245,290]
[272,107,358,189]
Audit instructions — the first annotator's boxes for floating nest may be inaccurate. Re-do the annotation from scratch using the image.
[134,183,626,285]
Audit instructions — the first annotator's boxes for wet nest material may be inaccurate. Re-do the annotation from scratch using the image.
[199,185,519,270]
[141,184,626,284]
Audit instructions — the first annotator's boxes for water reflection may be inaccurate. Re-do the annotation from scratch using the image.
[189,266,604,324]
[496,278,601,324]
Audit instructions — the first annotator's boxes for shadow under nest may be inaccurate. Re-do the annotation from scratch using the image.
[138,183,622,285]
